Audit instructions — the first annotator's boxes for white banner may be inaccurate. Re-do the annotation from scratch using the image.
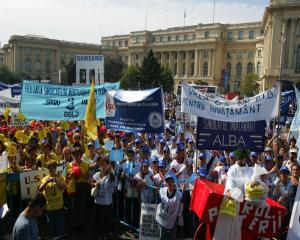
[0,88,20,114]
[287,184,300,240]
[19,169,49,200]
[139,203,161,240]
[181,83,280,122]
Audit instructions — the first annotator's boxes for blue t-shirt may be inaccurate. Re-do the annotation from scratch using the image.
[12,213,38,240]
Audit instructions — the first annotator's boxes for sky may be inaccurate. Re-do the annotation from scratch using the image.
[0,0,269,46]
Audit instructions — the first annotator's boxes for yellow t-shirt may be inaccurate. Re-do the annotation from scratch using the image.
[67,161,89,183]
[41,175,65,211]
[0,174,7,206]
[36,152,57,168]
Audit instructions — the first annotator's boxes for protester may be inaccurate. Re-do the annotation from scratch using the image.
[12,193,46,240]
[39,160,65,238]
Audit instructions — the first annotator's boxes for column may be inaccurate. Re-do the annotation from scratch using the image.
[288,19,296,69]
[185,50,190,76]
[177,51,181,76]
[209,49,213,76]
[194,49,199,76]
[211,49,215,77]
[161,52,166,66]
[169,51,174,74]
[199,50,203,76]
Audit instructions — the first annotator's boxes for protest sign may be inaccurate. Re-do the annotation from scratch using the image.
[0,82,21,97]
[20,80,120,120]
[0,88,20,114]
[286,185,300,240]
[139,203,161,240]
[104,139,114,151]
[19,169,49,199]
[196,117,266,151]
[190,179,286,240]
[0,154,8,171]
[109,150,124,162]
[181,83,280,122]
[11,113,29,127]
[105,88,165,133]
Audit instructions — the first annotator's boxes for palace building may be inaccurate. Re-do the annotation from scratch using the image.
[101,0,300,92]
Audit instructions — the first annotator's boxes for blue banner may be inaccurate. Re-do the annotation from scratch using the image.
[196,117,266,151]
[0,82,21,97]
[105,88,165,133]
[20,80,119,120]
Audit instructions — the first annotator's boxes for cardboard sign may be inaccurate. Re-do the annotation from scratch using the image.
[139,203,161,240]
[104,139,114,151]
[109,150,124,162]
[19,169,49,199]
[190,179,286,239]
[197,117,266,151]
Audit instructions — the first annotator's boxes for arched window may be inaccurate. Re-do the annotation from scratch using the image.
[226,63,231,80]
[203,62,208,76]
[247,62,254,74]
[236,63,242,81]
[296,45,300,73]
[257,62,262,76]
[24,58,32,72]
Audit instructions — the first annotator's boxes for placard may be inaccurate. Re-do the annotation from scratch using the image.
[139,203,161,240]
[109,150,124,162]
[104,139,114,151]
[196,117,266,151]
[19,169,49,200]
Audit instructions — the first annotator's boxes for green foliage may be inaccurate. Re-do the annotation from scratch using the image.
[0,65,26,84]
[104,57,125,83]
[120,50,174,92]
[240,73,259,97]
[120,65,140,90]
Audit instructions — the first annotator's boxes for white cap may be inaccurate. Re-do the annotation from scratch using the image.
[289,148,297,154]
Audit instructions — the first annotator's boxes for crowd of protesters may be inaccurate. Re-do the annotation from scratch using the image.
[0,95,298,240]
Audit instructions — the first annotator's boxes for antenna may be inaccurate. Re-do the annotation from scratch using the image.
[213,0,216,24]
[184,9,186,27]
[145,10,148,30]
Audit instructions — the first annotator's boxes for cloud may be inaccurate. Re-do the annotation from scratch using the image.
[0,0,269,45]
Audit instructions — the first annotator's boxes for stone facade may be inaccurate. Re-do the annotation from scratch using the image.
[102,0,300,92]
[2,35,101,84]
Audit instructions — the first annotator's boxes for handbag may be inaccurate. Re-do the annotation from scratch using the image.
[91,185,99,198]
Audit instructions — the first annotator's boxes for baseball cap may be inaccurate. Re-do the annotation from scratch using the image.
[264,147,273,152]
[135,138,141,144]
[265,156,273,161]
[158,159,167,168]
[289,148,297,154]
[229,152,235,158]
[171,136,177,141]
[176,143,185,153]
[188,139,194,144]
[165,173,174,181]
[250,151,257,157]
[219,156,226,163]
[163,146,170,152]
[127,147,134,154]
[280,166,290,174]
[141,145,150,153]
[141,159,150,166]
[151,156,159,164]
[87,141,95,147]
[121,137,127,142]
[198,168,207,177]
[199,153,206,159]
[160,139,166,145]
[285,120,291,125]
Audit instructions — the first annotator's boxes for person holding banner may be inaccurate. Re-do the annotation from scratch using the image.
[156,173,183,240]
[39,160,65,238]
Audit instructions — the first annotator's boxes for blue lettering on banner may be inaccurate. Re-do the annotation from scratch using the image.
[76,55,103,62]
[105,88,165,133]
[196,117,266,151]
[20,80,119,121]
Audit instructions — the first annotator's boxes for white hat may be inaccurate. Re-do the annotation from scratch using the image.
[289,148,298,154]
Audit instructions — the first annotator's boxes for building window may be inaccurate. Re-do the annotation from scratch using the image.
[34,48,41,56]
[204,31,209,39]
[167,36,171,41]
[152,37,156,42]
[183,52,186,59]
[238,31,244,40]
[174,53,177,59]
[248,51,254,59]
[193,34,196,40]
[24,58,32,72]
[237,51,243,59]
[24,47,32,55]
[45,49,51,57]
[226,51,232,60]
[135,37,139,43]
[119,41,122,46]
[296,45,300,73]
[226,63,231,80]
[135,54,139,60]
[203,50,208,58]
[35,58,42,72]
[174,63,177,75]
[184,35,188,41]
[191,63,195,76]
[236,63,242,81]
[260,29,264,35]
[257,62,262,76]
[182,63,186,75]
[203,62,208,76]
[125,40,128,46]
[227,32,233,41]
[45,59,51,73]
[113,41,115,46]
[175,35,179,41]
[258,49,262,57]
[191,52,195,59]
[160,36,163,42]
[247,63,254,74]
[249,30,255,39]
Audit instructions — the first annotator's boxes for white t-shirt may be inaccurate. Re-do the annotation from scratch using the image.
[93,172,115,206]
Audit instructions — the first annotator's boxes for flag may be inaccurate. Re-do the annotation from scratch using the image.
[85,79,98,140]
[286,184,300,240]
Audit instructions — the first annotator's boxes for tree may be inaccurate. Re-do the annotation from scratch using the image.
[0,65,26,84]
[160,66,174,93]
[65,59,76,85]
[120,65,140,90]
[104,57,125,83]
[240,73,259,97]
